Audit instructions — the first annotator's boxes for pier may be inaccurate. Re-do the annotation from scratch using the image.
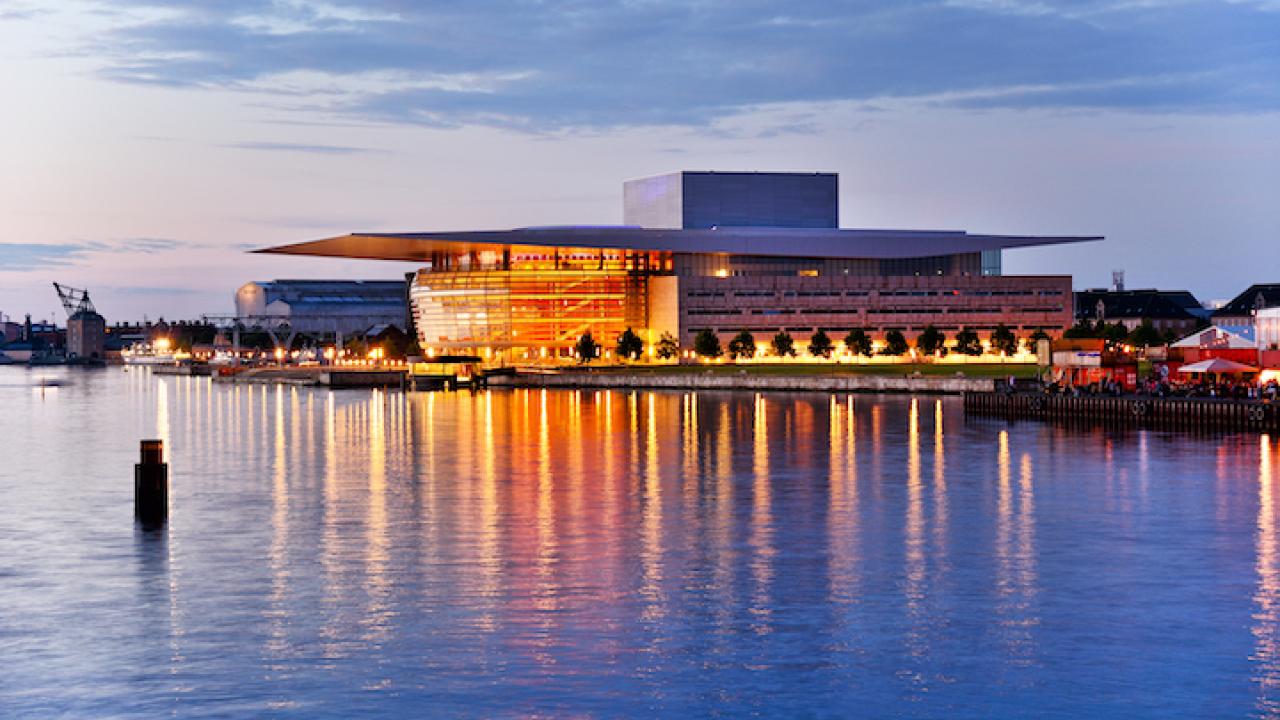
[964,391,1280,432]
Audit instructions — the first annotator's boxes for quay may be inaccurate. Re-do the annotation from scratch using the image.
[211,366,405,388]
[488,369,998,394]
[153,364,212,377]
[964,391,1280,432]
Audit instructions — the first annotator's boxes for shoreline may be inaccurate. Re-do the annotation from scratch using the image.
[488,369,999,394]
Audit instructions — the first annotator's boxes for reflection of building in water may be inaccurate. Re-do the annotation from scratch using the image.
[258,171,1099,362]
[996,432,1040,674]
[1254,438,1280,715]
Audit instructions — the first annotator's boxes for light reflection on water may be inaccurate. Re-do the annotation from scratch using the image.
[1,367,1279,718]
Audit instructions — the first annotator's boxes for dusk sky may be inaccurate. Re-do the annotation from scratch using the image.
[1,0,1277,323]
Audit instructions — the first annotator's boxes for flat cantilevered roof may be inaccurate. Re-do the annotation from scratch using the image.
[255,226,1102,263]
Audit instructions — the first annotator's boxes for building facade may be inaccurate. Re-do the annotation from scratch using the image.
[259,171,1100,362]
[234,280,409,336]
[66,310,106,360]
[1214,284,1280,328]
[1073,288,1206,335]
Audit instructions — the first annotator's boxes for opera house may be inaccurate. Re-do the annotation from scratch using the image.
[260,171,1100,362]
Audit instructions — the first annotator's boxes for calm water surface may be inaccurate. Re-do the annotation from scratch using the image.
[2,366,1279,718]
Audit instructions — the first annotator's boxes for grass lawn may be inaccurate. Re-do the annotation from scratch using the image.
[573,362,1040,379]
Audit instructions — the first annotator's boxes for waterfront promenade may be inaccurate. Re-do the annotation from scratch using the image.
[489,367,998,394]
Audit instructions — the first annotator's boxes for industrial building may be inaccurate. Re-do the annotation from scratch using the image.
[259,171,1101,362]
[234,280,409,336]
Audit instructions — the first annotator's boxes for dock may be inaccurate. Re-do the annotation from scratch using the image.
[152,364,212,377]
[964,391,1279,432]
[211,367,406,388]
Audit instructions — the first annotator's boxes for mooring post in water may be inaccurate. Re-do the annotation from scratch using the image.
[135,439,168,524]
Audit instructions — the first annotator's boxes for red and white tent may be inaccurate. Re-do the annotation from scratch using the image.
[1177,358,1258,374]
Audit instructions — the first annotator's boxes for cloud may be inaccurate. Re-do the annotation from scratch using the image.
[102,285,201,295]
[0,238,189,271]
[0,243,89,271]
[221,140,385,154]
[55,1,1280,129]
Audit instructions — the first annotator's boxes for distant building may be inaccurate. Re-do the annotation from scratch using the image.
[1258,308,1280,370]
[22,316,63,350]
[1213,284,1280,327]
[234,280,408,336]
[66,309,106,360]
[1,320,20,343]
[1074,288,1206,335]
[257,171,1101,362]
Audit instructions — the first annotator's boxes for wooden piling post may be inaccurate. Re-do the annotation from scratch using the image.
[135,439,169,524]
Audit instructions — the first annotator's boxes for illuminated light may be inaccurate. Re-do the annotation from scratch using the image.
[154,337,172,352]
[324,347,336,360]
[274,348,284,362]
[714,269,729,278]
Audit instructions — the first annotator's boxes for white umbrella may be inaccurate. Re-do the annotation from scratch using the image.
[1177,358,1258,374]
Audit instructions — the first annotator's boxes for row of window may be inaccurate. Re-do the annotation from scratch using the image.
[689,325,1043,335]
[688,306,1065,316]
[689,289,1064,299]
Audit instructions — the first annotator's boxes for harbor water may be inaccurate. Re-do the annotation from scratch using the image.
[2,366,1278,718]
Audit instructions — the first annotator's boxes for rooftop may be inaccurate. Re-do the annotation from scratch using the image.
[258,226,1102,263]
[1214,283,1280,318]
[1075,289,1204,320]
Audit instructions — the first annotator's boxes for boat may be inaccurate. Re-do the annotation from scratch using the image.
[122,342,179,366]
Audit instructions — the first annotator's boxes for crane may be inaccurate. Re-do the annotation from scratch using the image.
[53,283,96,317]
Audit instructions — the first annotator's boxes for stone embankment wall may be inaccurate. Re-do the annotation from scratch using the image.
[488,371,997,394]
[965,391,1280,432]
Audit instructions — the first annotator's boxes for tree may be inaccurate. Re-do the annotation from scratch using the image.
[844,328,873,357]
[616,327,644,360]
[1127,319,1164,348]
[954,328,983,356]
[727,330,757,360]
[1100,322,1128,344]
[1026,328,1051,353]
[808,329,834,359]
[771,331,796,358]
[1063,320,1097,339]
[655,332,680,360]
[881,330,909,356]
[693,329,722,358]
[575,332,600,364]
[991,324,1018,356]
[916,325,946,355]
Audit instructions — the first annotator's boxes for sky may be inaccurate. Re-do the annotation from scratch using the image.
[0,0,1277,323]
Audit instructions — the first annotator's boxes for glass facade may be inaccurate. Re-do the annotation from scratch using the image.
[981,249,1002,276]
[411,267,651,358]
